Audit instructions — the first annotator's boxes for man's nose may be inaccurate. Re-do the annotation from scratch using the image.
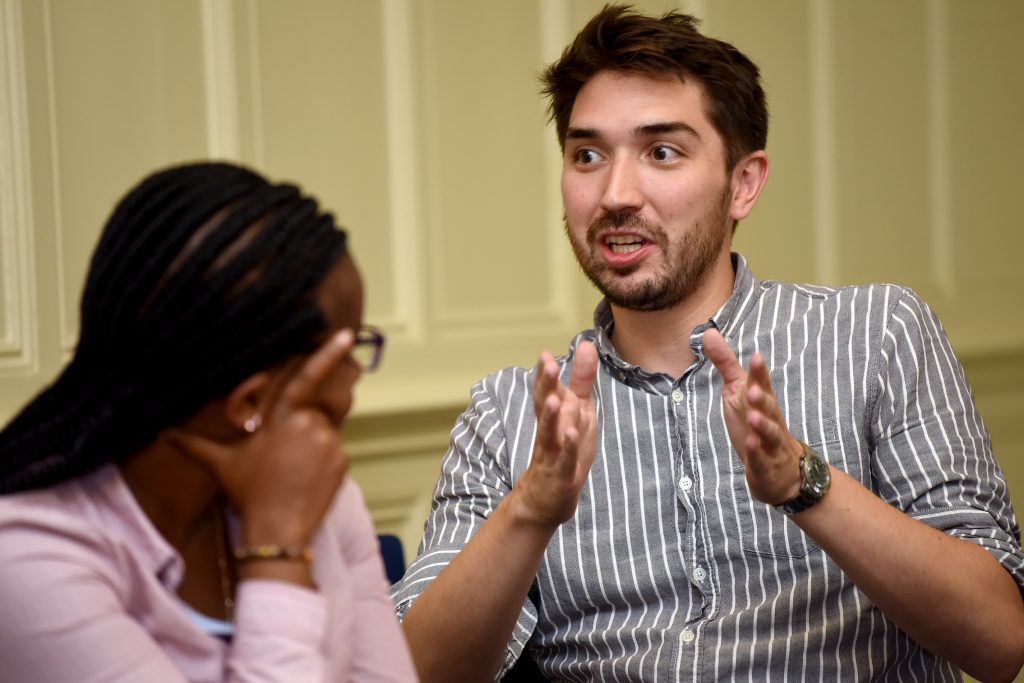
[600,156,643,214]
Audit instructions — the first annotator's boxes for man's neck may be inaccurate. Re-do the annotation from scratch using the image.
[609,253,736,379]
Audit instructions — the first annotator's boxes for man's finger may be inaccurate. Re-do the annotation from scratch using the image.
[751,410,786,451]
[535,393,562,460]
[281,328,355,407]
[703,328,746,385]
[569,340,598,400]
[559,424,580,476]
[533,351,558,412]
[747,353,773,391]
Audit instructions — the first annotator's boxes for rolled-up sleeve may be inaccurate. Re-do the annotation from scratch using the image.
[871,288,1024,590]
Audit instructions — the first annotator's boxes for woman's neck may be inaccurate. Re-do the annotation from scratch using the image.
[119,440,234,620]
[118,440,219,550]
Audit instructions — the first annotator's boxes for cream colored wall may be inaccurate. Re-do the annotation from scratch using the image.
[1,0,1022,655]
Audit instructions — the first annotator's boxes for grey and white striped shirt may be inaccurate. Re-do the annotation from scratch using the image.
[391,254,1024,681]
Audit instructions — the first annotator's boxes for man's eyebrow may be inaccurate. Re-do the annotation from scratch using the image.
[564,121,701,141]
[565,126,599,140]
[634,121,701,140]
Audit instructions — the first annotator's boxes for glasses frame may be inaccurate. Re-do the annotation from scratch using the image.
[350,325,385,372]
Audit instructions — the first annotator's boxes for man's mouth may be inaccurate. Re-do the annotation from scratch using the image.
[605,235,645,254]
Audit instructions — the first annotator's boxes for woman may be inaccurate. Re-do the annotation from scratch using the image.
[0,162,417,681]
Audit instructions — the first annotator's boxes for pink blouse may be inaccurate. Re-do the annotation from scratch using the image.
[0,465,417,682]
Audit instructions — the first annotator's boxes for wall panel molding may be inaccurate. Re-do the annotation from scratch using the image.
[238,0,265,166]
[347,405,460,557]
[38,0,75,358]
[201,0,241,160]
[381,0,424,341]
[808,0,838,286]
[0,0,37,372]
[926,0,954,298]
[538,0,577,323]
[436,302,572,330]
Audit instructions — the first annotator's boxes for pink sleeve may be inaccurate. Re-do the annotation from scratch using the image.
[330,481,419,682]
[228,580,330,681]
[229,480,418,682]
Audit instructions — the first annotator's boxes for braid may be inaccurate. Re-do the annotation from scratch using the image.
[0,162,348,493]
[80,169,267,357]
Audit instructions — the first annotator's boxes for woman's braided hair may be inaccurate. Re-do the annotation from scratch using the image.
[0,161,348,493]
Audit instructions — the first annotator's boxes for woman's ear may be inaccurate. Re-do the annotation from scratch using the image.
[223,372,273,433]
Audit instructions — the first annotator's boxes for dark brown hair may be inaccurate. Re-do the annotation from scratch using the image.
[540,3,768,170]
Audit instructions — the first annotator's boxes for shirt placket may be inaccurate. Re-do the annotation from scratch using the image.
[670,375,710,674]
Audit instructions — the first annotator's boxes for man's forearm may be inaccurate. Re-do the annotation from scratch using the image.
[796,467,1024,682]
[401,487,558,683]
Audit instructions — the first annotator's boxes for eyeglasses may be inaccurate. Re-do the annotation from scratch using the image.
[350,325,385,372]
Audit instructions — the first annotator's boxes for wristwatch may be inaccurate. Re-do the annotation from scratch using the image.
[776,441,831,515]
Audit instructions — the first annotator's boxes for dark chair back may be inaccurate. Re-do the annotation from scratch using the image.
[377,534,406,584]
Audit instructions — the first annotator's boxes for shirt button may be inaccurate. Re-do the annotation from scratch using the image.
[693,566,707,582]
[679,476,693,492]
[671,388,684,403]
[681,629,695,644]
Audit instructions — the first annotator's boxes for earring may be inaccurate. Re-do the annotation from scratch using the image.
[243,414,262,433]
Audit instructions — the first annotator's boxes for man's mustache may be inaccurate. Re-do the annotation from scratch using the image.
[587,212,661,242]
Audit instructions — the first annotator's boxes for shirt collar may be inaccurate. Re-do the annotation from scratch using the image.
[590,252,761,383]
[83,464,183,589]
[709,252,760,339]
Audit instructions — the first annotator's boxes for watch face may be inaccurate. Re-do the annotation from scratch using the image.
[803,450,831,498]
[778,443,832,515]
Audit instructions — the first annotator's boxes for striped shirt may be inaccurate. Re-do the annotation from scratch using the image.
[391,253,1024,681]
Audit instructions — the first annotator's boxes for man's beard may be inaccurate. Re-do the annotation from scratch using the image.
[565,188,732,312]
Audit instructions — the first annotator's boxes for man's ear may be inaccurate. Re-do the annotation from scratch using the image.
[728,150,770,222]
[223,372,274,433]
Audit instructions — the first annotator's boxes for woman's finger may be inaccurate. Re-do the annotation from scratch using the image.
[280,328,355,407]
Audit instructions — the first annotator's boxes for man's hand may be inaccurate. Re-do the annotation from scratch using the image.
[703,328,802,505]
[513,340,599,529]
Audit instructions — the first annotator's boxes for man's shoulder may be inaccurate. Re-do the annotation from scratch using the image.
[755,278,926,320]
[759,277,913,301]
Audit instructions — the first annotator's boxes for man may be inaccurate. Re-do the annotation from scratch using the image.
[391,6,1024,681]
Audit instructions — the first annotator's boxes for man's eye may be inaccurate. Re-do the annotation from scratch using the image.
[651,146,680,161]
[575,148,600,164]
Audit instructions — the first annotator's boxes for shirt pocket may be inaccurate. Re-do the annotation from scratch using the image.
[730,416,861,560]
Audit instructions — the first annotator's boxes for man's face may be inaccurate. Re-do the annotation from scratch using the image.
[561,70,736,312]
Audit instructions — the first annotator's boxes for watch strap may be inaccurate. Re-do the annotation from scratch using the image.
[777,441,831,516]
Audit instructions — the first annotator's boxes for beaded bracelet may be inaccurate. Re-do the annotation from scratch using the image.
[233,544,314,565]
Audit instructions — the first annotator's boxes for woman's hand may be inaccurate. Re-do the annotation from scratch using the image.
[165,329,356,550]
